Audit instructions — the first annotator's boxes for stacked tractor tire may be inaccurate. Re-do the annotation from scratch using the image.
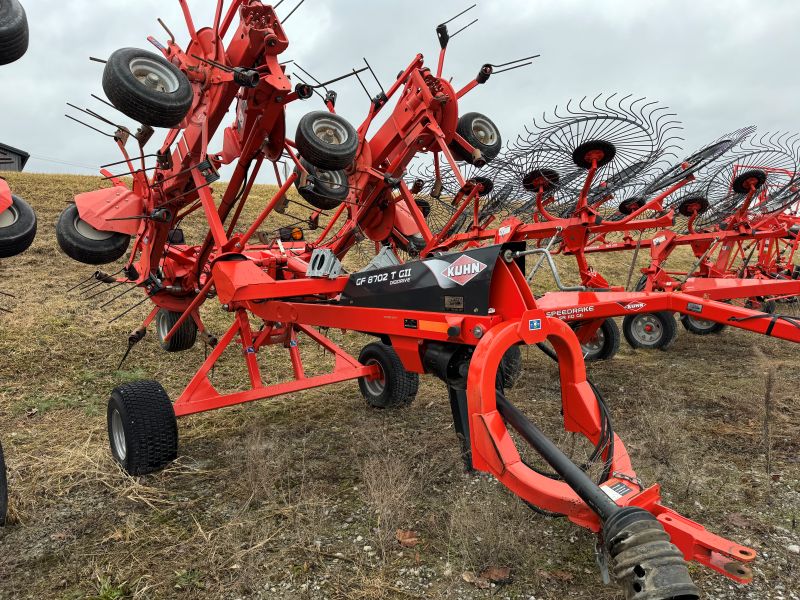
[0,0,34,527]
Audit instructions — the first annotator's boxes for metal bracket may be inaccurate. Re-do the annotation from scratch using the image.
[306,249,342,279]
[360,246,401,272]
[506,248,586,292]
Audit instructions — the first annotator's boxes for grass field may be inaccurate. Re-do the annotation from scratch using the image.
[0,172,798,599]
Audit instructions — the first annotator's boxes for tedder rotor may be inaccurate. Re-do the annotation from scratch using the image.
[410,97,800,357]
[52,2,796,598]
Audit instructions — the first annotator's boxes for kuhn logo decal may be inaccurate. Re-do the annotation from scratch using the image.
[441,256,487,286]
[622,302,646,311]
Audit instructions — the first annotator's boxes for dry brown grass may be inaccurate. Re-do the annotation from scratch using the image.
[0,172,798,599]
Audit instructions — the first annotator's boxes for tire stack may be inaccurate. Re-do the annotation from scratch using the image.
[0,0,36,260]
[1,0,33,526]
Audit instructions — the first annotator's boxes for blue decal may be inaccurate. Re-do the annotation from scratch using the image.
[529,319,542,331]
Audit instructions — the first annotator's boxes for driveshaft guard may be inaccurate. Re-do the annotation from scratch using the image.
[339,245,503,315]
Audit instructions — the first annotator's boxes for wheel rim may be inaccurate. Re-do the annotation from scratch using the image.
[312,117,350,146]
[581,327,606,358]
[363,359,386,397]
[0,204,18,229]
[111,409,127,461]
[74,215,114,241]
[686,316,717,331]
[316,169,345,191]
[471,117,498,146]
[631,314,663,345]
[156,311,171,342]
[129,57,180,94]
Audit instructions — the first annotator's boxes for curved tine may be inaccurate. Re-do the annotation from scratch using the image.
[637,99,660,133]
[652,112,682,142]
[630,96,652,120]
[586,93,601,113]
[617,93,639,120]
[782,131,800,156]
[599,92,612,113]
[540,109,557,127]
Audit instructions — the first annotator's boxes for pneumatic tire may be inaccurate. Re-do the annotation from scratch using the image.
[680,314,726,336]
[499,345,522,388]
[449,112,502,165]
[623,312,678,350]
[102,47,193,128]
[156,309,197,352]
[56,204,130,265]
[415,198,431,218]
[574,318,620,361]
[107,381,178,476]
[295,111,358,171]
[294,157,349,210]
[358,342,419,408]
[0,194,36,257]
[0,0,28,66]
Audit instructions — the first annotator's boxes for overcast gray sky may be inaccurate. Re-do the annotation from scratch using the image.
[1,0,799,183]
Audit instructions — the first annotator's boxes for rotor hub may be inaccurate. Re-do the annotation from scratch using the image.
[572,140,617,169]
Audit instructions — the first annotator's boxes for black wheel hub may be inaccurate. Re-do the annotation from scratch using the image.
[677,196,710,216]
[618,197,646,215]
[471,176,494,196]
[732,169,767,194]
[572,140,616,169]
[522,168,560,192]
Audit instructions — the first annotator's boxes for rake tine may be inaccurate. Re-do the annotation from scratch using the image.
[67,272,102,293]
[109,296,151,324]
[99,284,139,309]
[78,279,110,296]
[281,0,305,23]
[83,280,130,302]
[117,327,147,370]
[78,269,121,295]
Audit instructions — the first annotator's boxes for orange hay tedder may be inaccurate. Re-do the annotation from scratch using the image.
[55,2,800,598]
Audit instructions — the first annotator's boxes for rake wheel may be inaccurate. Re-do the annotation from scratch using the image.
[574,318,621,361]
[505,94,683,218]
[56,204,130,265]
[0,194,36,258]
[696,132,800,228]
[643,126,756,195]
[295,111,359,171]
[107,380,178,476]
[103,47,194,128]
[622,312,678,351]
[294,158,349,210]
[0,0,28,66]
[358,342,419,408]
[156,309,198,353]
[449,112,503,165]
